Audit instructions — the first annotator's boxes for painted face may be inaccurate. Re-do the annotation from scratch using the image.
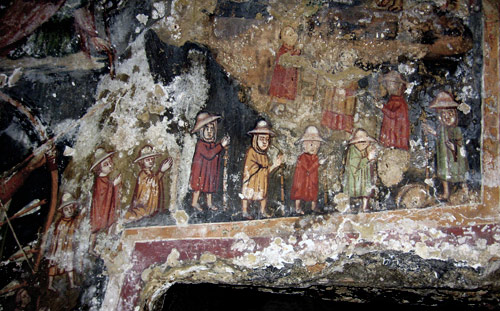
[16,289,31,307]
[303,140,321,155]
[202,122,216,141]
[282,26,298,47]
[355,141,369,151]
[143,156,155,169]
[385,80,403,96]
[99,157,113,176]
[62,204,75,218]
[257,134,270,151]
[440,109,457,126]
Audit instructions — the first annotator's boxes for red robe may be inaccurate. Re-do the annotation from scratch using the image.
[290,153,320,202]
[190,140,224,193]
[268,44,300,100]
[90,176,119,233]
[379,95,410,150]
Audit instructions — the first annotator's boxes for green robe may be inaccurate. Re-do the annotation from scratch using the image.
[345,145,375,198]
[436,125,468,183]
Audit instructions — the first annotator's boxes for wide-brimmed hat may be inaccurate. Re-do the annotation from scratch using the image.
[247,120,276,136]
[191,112,221,134]
[381,70,406,85]
[349,128,377,144]
[429,91,458,109]
[58,192,78,210]
[90,147,115,171]
[134,145,162,163]
[298,125,325,143]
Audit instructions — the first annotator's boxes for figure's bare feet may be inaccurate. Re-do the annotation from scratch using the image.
[192,203,203,212]
[242,212,253,220]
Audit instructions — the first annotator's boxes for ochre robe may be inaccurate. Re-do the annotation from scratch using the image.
[290,153,320,202]
[90,176,119,233]
[48,216,77,276]
[126,169,164,220]
[190,140,224,193]
[379,95,410,150]
[268,44,300,101]
[242,147,269,201]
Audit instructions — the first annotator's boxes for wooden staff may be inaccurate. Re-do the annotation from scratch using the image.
[0,202,34,273]
[222,146,229,210]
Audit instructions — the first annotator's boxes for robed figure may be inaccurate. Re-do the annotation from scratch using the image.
[377,71,410,150]
[48,193,80,291]
[424,91,469,200]
[269,26,301,102]
[90,148,120,234]
[344,129,378,212]
[125,145,172,221]
[190,112,230,211]
[241,120,282,219]
[290,126,326,214]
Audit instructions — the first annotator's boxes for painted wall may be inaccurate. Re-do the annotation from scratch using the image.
[0,1,499,310]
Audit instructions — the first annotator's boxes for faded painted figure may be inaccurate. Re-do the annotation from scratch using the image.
[424,91,469,200]
[89,148,121,250]
[344,129,378,212]
[242,120,282,219]
[190,112,230,212]
[125,145,173,221]
[377,71,410,150]
[291,126,326,214]
[269,26,301,104]
[47,193,80,291]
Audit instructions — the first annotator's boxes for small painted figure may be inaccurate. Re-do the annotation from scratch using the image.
[89,148,121,249]
[423,91,469,200]
[241,120,282,219]
[47,193,79,291]
[125,145,173,221]
[344,129,378,212]
[269,26,301,103]
[290,126,326,214]
[189,112,230,211]
[377,71,410,150]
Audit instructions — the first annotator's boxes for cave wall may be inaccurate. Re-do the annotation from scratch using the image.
[0,0,499,310]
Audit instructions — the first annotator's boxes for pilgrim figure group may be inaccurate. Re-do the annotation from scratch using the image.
[82,79,469,240]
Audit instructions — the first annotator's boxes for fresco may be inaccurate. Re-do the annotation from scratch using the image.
[0,0,493,310]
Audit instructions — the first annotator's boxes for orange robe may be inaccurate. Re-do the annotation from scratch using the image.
[291,153,320,202]
[241,147,269,201]
[379,95,410,150]
[126,169,164,220]
[48,216,76,276]
[90,176,119,233]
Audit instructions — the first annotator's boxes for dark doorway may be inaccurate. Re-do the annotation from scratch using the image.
[158,283,496,311]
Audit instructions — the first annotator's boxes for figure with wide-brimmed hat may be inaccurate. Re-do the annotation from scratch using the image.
[376,70,410,150]
[290,125,327,215]
[89,147,121,251]
[125,145,173,221]
[189,111,230,212]
[422,91,469,200]
[344,128,379,212]
[47,192,80,291]
[241,120,282,219]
